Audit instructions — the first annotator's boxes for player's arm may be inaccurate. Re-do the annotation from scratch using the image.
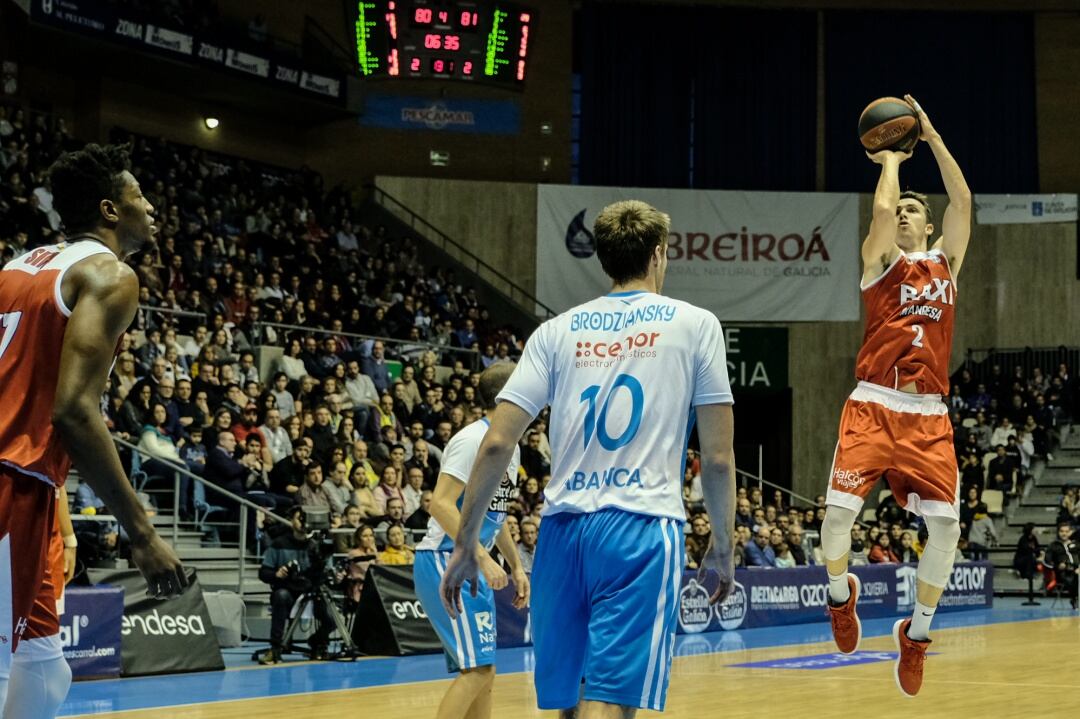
[429,472,508,588]
[862,150,910,280]
[58,485,77,584]
[696,403,736,602]
[494,523,530,609]
[53,258,187,598]
[457,401,533,548]
[906,95,973,276]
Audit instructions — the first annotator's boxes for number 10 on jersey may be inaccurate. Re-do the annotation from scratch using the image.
[580,373,644,452]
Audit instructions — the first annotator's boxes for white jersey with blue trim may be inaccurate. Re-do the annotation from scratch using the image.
[416,417,521,552]
[497,290,733,521]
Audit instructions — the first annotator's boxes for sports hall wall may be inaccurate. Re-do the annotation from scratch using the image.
[375,176,1079,501]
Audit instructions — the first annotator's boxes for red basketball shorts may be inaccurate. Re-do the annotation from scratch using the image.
[826,382,960,520]
[0,466,58,676]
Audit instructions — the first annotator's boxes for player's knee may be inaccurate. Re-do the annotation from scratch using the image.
[925,515,961,548]
[822,505,857,536]
[48,657,72,705]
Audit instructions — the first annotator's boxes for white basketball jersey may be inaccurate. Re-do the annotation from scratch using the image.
[497,290,733,521]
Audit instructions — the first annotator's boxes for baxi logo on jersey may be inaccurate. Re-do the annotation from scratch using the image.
[832,468,865,490]
[898,278,953,323]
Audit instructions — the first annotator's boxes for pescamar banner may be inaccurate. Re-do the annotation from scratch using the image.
[536,185,860,322]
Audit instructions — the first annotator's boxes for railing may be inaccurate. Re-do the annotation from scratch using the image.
[370,186,557,320]
[960,346,1079,385]
[111,436,290,596]
[136,304,207,329]
[253,320,484,372]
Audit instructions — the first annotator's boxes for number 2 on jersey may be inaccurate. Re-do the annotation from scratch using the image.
[580,373,644,451]
[910,324,924,348]
[0,311,22,361]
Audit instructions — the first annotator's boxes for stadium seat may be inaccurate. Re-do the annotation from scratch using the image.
[861,508,877,523]
[982,489,1004,515]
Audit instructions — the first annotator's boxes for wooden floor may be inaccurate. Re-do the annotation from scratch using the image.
[76,614,1080,719]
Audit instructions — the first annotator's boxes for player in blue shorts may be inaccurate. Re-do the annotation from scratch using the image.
[441,200,737,718]
[413,362,529,719]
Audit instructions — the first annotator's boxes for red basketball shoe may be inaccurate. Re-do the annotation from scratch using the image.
[893,618,931,697]
[826,573,861,654]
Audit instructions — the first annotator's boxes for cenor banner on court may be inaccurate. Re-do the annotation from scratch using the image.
[536,186,860,321]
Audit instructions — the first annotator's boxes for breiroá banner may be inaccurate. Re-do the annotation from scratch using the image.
[536,185,861,321]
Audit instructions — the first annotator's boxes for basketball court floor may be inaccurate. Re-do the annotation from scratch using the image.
[59,599,1079,718]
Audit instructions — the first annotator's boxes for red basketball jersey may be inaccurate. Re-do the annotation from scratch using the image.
[855,249,956,396]
[0,241,116,487]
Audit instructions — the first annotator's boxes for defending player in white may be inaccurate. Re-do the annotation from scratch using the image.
[440,200,737,718]
[413,362,529,719]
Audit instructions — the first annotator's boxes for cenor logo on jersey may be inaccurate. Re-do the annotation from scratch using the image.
[575,332,660,359]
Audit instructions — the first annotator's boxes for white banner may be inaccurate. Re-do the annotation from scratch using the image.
[225,49,270,78]
[974,194,1078,225]
[536,185,860,322]
[144,25,194,56]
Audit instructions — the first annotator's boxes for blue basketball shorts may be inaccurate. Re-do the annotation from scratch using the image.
[531,508,685,711]
[413,550,497,673]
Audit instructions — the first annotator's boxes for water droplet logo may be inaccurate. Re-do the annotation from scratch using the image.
[565,209,595,258]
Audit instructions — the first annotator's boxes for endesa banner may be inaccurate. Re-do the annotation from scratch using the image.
[679,562,993,634]
[536,186,860,322]
[29,0,343,103]
[63,586,124,679]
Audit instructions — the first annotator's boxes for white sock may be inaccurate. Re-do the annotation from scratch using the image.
[908,600,936,641]
[828,572,850,605]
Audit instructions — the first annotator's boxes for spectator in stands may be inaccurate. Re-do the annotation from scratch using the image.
[402,466,425,519]
[958,442,984,492]
[307,404,337,463]
[297,463,335,512]
[270,372,296,420]
[990,416,1017,447]
[346,464,379,519]
[774,542,796,568]
[517,518,538,573]
[335,506,365,553]
[343,360,378,431]
[269,437,310,504]
[684,513,710,570]
[520,430,551,481]
[260,408,291,465]
[277,340,307,382]
[959,487,982,537]
[112,352,139,399]
[379,525,414,565]
[745,526,776,568]
[406,440,439,488]
[323,461,353,516]
[966,509,997,561]
[849,525,869,566]
[896,531,917,563]
[786,525,809,566]
[869,532,899,564]
[1046,522,1078,609]
[987,445,1017,495]
[734,498,754,530]
[1013,522,1042,584]
[405,490,432,531]
[258,507,334,664]
[362,340,393,394]
[374,466,405,515]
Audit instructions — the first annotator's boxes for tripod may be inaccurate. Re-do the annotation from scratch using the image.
[280,581,363,660]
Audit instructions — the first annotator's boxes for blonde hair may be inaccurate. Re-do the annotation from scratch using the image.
[593,200,670,284]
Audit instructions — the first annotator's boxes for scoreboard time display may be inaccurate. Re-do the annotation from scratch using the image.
[351,1,535,88]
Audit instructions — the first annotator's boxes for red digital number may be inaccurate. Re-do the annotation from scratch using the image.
[463,61,473,75]
[424,33,442,49]
[460,11,477,27]
[410,57,421,72]
[414,8,432,23]
[444,35,460,51]
[433,59,445,73]
[438,11,448,23]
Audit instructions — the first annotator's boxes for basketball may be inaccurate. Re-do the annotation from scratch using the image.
[858,96,921,153]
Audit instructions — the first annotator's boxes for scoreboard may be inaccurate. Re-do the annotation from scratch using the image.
[351,1,535,88]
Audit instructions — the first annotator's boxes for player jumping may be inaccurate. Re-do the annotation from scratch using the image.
[412,362,529,719]
[440,200,737,718]
[0,144,188,719]
[821,96,972,697]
